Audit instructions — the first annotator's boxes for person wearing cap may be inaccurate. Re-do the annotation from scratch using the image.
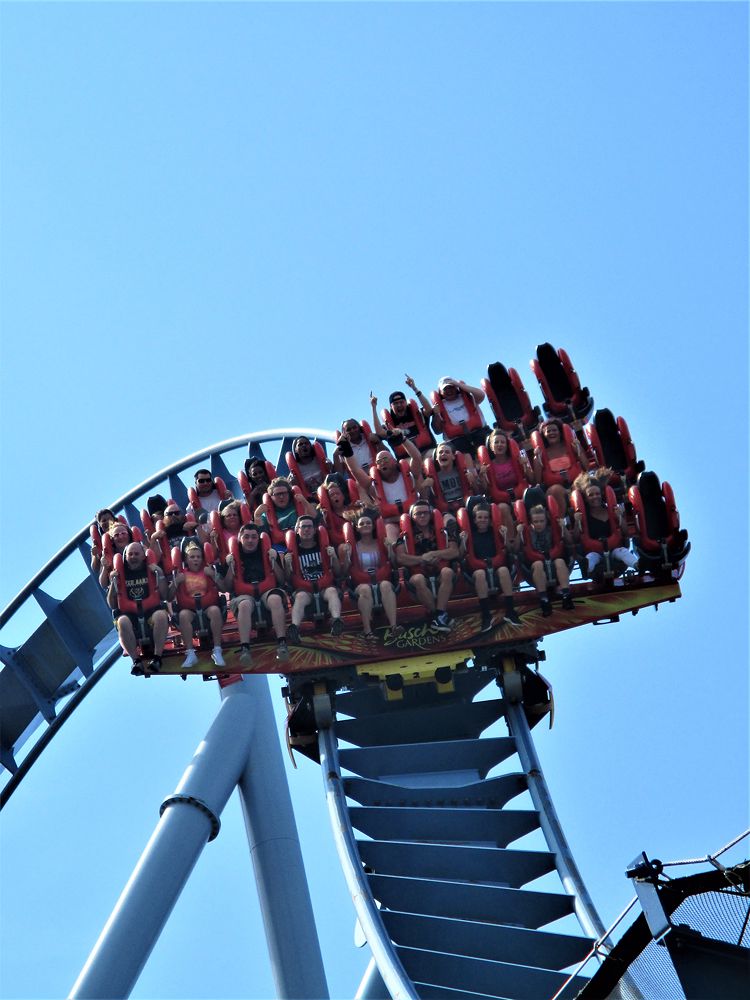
[370,375,436,458]
[431,376,490,456]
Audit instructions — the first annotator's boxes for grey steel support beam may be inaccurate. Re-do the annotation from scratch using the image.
[68,679,260,1000]
[233,674,329,1000]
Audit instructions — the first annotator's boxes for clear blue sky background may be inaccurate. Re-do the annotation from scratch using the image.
[1,3,747,999]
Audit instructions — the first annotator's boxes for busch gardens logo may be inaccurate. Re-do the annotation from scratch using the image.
[381,623,444,651]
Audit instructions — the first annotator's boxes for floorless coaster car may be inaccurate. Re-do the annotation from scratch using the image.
[482,361,541,440]
[531,343,594,424]
[586,408,644,488]
[146,576,683,678]
[628,471,690,575]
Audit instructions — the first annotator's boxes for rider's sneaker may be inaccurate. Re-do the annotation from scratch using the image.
[330,618,343,637]
[431,612,453,633]
[504,607,523,627]
[287,624,300,644]
[131,658,145,676]
[276,639,290,662]
[238,644,252,665]
[148,655,162,673]
[182,649,199,669]
[211,647,226,667]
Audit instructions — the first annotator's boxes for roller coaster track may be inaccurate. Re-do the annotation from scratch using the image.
[2,428,637,998]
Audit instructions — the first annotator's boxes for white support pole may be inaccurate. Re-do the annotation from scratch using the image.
[69,679,259,1000]
[233,674,329,1000]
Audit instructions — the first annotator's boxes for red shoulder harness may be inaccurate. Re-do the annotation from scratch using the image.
[113,550,162,616]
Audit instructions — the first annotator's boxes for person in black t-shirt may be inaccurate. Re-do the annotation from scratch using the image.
[221,524,289,663]
[462,502,522,632]
[283,516,344,641]
[395,501,460,633]
[108,542,169,674]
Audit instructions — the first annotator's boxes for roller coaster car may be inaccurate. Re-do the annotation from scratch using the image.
[380,400,435,455]
[482,362,541,439]
[457,502,509,595]
[172,541,220,640]
[422,451,474,513]
[628,472,690,575]
[285,441,330,497]
[586,409,644,488]
[284,524,336,622]
[187,475,228,512]
[112,549,162,651]
[238,460,277,508]
[475,441,532,505]
[531,343,594,423]
[317,479,361,546]
[570,485,622,580]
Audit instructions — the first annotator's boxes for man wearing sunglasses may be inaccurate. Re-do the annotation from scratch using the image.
[187,469,231,517]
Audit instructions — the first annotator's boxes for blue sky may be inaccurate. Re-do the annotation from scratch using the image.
[1,3,747,998]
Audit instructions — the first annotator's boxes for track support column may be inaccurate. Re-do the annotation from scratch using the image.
[69,677,260,1000]
[233,674,329,999]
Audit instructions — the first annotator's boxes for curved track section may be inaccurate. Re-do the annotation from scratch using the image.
[0,428,334,806]
[317,662,596,1000]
